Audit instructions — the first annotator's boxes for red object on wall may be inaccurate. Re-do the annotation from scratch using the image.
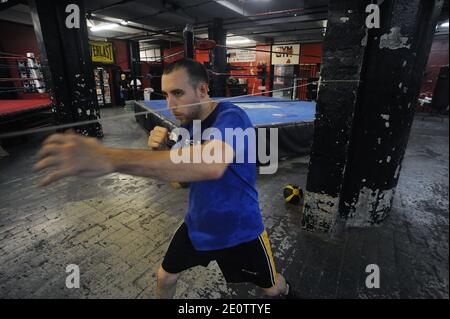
[112,40,129,71]
[195,39,216,50]
[140,62,152,89]
[297,43,323,100]
[0,21,40,58]
[300,43,323,64]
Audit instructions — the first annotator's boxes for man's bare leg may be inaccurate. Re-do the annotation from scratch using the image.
[156,266,182,299]
[262,273,288,297]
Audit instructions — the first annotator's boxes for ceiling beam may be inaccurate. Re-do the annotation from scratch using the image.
[0,0,26,11]
[90,0,136,13]
[128,0,215,24]
[186,6,328,29]
[150,10,328,35]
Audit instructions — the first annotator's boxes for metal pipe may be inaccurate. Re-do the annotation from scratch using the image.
[231,26,326,38]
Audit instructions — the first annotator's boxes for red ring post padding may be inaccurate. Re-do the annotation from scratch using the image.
[195,39,216,50]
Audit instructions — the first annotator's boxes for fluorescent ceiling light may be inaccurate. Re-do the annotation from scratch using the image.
[217,1,249,16]
[90,23,119,32]
[226,36,254,46]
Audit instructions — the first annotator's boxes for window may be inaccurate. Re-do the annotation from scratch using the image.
[139,45,161,62]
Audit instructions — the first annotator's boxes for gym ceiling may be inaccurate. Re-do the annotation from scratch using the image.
[0,0,448,46]
[1,0,329,45]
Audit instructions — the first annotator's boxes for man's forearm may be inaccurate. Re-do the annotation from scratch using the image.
[103,146,228,182]
[34,132,234,186]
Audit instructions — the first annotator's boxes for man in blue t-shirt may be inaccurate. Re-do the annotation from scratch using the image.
[34,59,293,299]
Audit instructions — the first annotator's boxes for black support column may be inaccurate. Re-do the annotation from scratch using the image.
[29,0,103,137]
[302,0,369,233]
[183,24,194,59]
[339,0,444,226]
[208,18,227,97]
[303,0,443,233]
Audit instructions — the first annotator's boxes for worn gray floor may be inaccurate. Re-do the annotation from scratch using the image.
[0,107,448,299]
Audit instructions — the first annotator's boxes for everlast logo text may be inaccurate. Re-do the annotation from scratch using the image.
[92,44,112,60]
[90,42,114,63]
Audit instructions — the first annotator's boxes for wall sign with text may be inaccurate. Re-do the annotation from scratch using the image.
[271,44,300,65]
[90,41,114,64]
[227,49,256,63]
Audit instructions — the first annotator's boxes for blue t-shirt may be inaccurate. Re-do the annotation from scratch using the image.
[181,101,264,251]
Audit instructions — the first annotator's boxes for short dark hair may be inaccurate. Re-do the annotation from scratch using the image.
[163,58,209,90]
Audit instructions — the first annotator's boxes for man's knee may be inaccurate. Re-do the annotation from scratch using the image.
[157,266,181,287]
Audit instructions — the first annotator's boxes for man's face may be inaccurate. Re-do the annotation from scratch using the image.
[162,68,203,125]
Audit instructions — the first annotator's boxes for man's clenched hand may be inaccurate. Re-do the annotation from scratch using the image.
[33,131,114,186]
[148,126,168,150]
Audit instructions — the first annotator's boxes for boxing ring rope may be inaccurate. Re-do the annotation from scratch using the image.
[0,79,362,140]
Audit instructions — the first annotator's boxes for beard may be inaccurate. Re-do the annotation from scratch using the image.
[178,102,202,125]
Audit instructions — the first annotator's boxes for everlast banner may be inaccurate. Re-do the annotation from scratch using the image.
[90,41,114,64]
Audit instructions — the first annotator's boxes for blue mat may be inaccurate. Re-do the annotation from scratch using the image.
[140,96,316,127]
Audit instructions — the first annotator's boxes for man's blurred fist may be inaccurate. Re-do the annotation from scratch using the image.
[148,126,168,150]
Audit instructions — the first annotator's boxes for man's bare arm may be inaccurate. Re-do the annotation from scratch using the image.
[33,132,234,186]
[105,141,234,182]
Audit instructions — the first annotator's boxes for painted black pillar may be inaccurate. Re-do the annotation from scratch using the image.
[302,0,369,233]
[339,0,444,226]
[128,40,140,100]
[183,24,194,59]
[29,0,103,137]
[303,0,444,233]
[208,18,227,97]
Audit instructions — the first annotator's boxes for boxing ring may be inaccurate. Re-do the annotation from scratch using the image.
[134,96,316,158]
[0,98,53,135]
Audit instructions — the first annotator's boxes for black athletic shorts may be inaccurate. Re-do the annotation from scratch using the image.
[161,223,278,289]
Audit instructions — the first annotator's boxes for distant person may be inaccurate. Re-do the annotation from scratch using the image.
[130,77,143,100]
[119,73,130,103]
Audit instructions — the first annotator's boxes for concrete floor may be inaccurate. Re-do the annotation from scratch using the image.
[0,107,448,299]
